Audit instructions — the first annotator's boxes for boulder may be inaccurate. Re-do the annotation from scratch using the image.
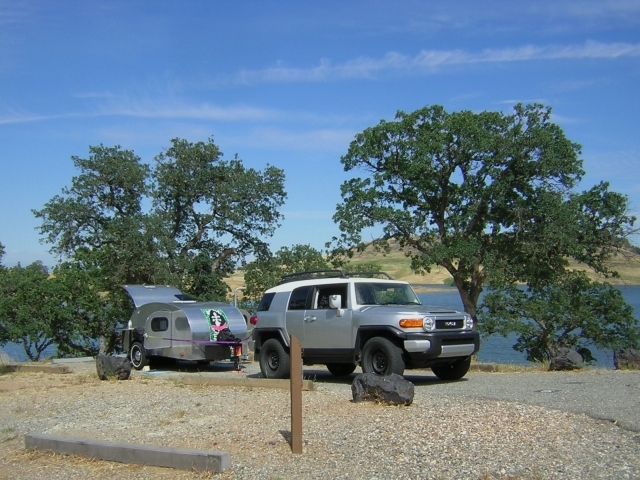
[351,373,414,406]
[548,347,584,371]
[613,349,640,370]
[96,355,132,380]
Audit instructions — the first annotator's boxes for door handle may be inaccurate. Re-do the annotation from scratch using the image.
[304,316,316,322]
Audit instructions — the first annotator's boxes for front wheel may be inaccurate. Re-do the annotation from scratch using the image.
[259,339,291,379]
[326,363,357,377]
[361,337,405,376]
[129,342,147,370]
[431,357,471,381]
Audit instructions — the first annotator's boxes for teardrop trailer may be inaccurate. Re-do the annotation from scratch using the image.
[120,285,249,370]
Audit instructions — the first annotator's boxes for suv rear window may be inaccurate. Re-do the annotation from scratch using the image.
[257,292,276,312]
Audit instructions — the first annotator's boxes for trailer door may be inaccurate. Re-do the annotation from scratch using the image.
[144,311,172,352]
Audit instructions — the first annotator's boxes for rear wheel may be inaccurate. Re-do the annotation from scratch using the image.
[259,339,291,379]
[326,363,357,377]
[361,337,405,376]
[129,342,147,370]
[431,357,471,381]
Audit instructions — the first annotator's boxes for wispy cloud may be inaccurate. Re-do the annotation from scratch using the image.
[100,100,280,122]
[232,41,640,85]
[0,110,80,125]
[0,100,282,125]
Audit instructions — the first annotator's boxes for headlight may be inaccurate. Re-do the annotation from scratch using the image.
[464,315,474,330]
[423,316,435,332]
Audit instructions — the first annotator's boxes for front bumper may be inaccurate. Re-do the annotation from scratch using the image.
[403,331,480,360]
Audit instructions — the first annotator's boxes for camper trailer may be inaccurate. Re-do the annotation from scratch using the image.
[121,285,249,370]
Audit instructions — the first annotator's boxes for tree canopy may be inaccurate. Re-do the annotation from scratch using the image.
[30,137,286,354]
[480,270,639,363]
[0,261,112,360]
[243,244,329,303]
[33,138,286,298]
[330,103,638,361]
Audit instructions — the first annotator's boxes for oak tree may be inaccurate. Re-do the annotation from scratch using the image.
[331,104,638,361]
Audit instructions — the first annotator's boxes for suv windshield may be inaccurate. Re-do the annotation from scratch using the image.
[354,282,421,306]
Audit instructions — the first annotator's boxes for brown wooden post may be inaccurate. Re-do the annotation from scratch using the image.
[289,335,303,454]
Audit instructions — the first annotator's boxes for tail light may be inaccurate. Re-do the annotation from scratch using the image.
[250,315,258,325]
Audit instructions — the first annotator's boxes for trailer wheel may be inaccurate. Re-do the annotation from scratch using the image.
[259,339,290,379]
[129,342,147,370]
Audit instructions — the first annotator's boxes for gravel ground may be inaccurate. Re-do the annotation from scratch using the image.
[0,365,639,480]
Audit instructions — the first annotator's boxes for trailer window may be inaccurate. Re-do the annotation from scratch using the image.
[151,317,169,332]
[175,317,189,331]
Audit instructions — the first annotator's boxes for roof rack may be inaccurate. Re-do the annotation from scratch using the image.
[278,269,393,284]
[343,271,393,280]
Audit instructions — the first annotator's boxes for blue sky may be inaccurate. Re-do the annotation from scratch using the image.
[1,0,639,267]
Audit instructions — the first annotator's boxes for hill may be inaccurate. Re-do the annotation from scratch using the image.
[225,242,640,297]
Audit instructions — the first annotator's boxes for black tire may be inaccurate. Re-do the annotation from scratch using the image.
[326,363,357,377]
[259,339,291,379]
[431,357,471,381]
[361,337,405,376]
[129,342,147,370]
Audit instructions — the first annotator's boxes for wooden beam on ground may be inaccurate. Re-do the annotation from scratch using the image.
[25,433,231,472]
[0,364,71,374]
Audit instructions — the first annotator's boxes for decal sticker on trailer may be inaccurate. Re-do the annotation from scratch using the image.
[203,308,229,341]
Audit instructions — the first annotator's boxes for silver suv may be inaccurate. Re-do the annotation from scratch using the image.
[251,270,480,380]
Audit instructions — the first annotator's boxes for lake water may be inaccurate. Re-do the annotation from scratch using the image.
[415,284,640,369]
[2,285,639,368]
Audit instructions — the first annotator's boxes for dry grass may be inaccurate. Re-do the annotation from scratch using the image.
[224,241,640,296]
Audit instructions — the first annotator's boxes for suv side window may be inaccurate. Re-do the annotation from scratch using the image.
[257,292,276,312]
[288,286,311,310]
[315,284,348,309]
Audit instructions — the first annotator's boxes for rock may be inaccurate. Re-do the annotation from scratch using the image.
[351,373,414,406]
[548,347,584,371]
[613,349,640,370]
[95,355,131,380]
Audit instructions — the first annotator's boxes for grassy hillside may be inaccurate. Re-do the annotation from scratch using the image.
[225,243,640,296]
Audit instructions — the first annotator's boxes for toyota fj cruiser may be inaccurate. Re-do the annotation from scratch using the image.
[251,270,480,380]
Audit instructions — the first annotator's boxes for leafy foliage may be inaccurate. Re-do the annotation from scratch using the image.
[0,261,117,360]
[31,137,286,354]
[243,244,329,303]
[480,271,639,363]
[330,103,638,362]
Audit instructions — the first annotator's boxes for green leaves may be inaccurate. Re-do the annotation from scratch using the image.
[331,103,638,363]
[479,271,639,363]
[243,245,329,303]
[29,137,287,353]
[0,261,110,360]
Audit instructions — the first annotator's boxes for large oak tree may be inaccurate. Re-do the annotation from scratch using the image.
[32,137,286,353]
[331,104,638,362]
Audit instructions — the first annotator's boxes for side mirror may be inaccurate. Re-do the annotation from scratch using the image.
[329,295,343,317]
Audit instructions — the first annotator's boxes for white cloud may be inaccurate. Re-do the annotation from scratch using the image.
[231,41,640,85]
[98,98,281,122]
[0,100,282,125]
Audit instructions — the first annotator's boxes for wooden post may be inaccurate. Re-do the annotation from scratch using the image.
[289,335,303,454]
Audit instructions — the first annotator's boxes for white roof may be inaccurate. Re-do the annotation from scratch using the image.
[266,276,408,294]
